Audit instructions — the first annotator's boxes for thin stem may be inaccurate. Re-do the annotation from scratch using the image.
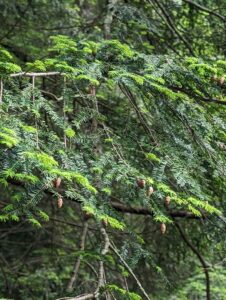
[174,221,211,300]
[32,76,39,149]
[63,77,67,148]
[94,227,110,299]
[67,221,89,291]
[110,242,151,300]
[0,78,3,105]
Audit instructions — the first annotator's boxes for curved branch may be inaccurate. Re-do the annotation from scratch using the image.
[149,0,195,56]
[183,0,225,22]
[110,242,151,300]
[174,221,211,300]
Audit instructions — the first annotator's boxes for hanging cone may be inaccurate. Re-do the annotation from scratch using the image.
[160,223,166,234]
[57,196,63,208]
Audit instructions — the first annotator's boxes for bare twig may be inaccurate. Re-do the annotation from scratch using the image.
[110,242,151,300]
[10,71,61,78]
[67,221,89,291]
[56,294,94,300]
[41,90,61,101]
[0,78,3,105]
[32,76,39,149]
[94,227,111,299]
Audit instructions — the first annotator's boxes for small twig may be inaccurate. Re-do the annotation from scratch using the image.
[56,294,94,300]
[63,77,67,148]
[32,76,39,149]
[94,227,110,299]
[174,220,211,300]
[41,90,61,101]
[0,78,3,105]
[110,242,151,300]
[67,221,89,291]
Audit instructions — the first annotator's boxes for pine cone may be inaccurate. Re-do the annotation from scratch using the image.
[57,196,63,208]
[164,196,170,207]
[219,76,225,86]
[84,212,93,220]
[102,218,108,227]
[211,75,218,82]
[160,223,166,234]
[137,179,146,188]
[53,177,62,188]
[146,186,154,197]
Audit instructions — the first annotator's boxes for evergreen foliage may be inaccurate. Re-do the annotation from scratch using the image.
[0,1,225,299]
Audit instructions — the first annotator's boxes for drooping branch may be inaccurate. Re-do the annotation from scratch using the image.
[149,0,195,56]
[183,0,225,22]
[170,85,226,105]
[110,242,151,300]
[119,83,157,144]
[174,220,211,300]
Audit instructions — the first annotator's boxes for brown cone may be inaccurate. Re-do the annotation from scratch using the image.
[165,196,171,207]
[102,218,108,227]
[53,177,62,188]
[160,223,166,234]
[219,76,225,86]
[137,179,146,188]
[146,186,154,197]
[57,197,63,208]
